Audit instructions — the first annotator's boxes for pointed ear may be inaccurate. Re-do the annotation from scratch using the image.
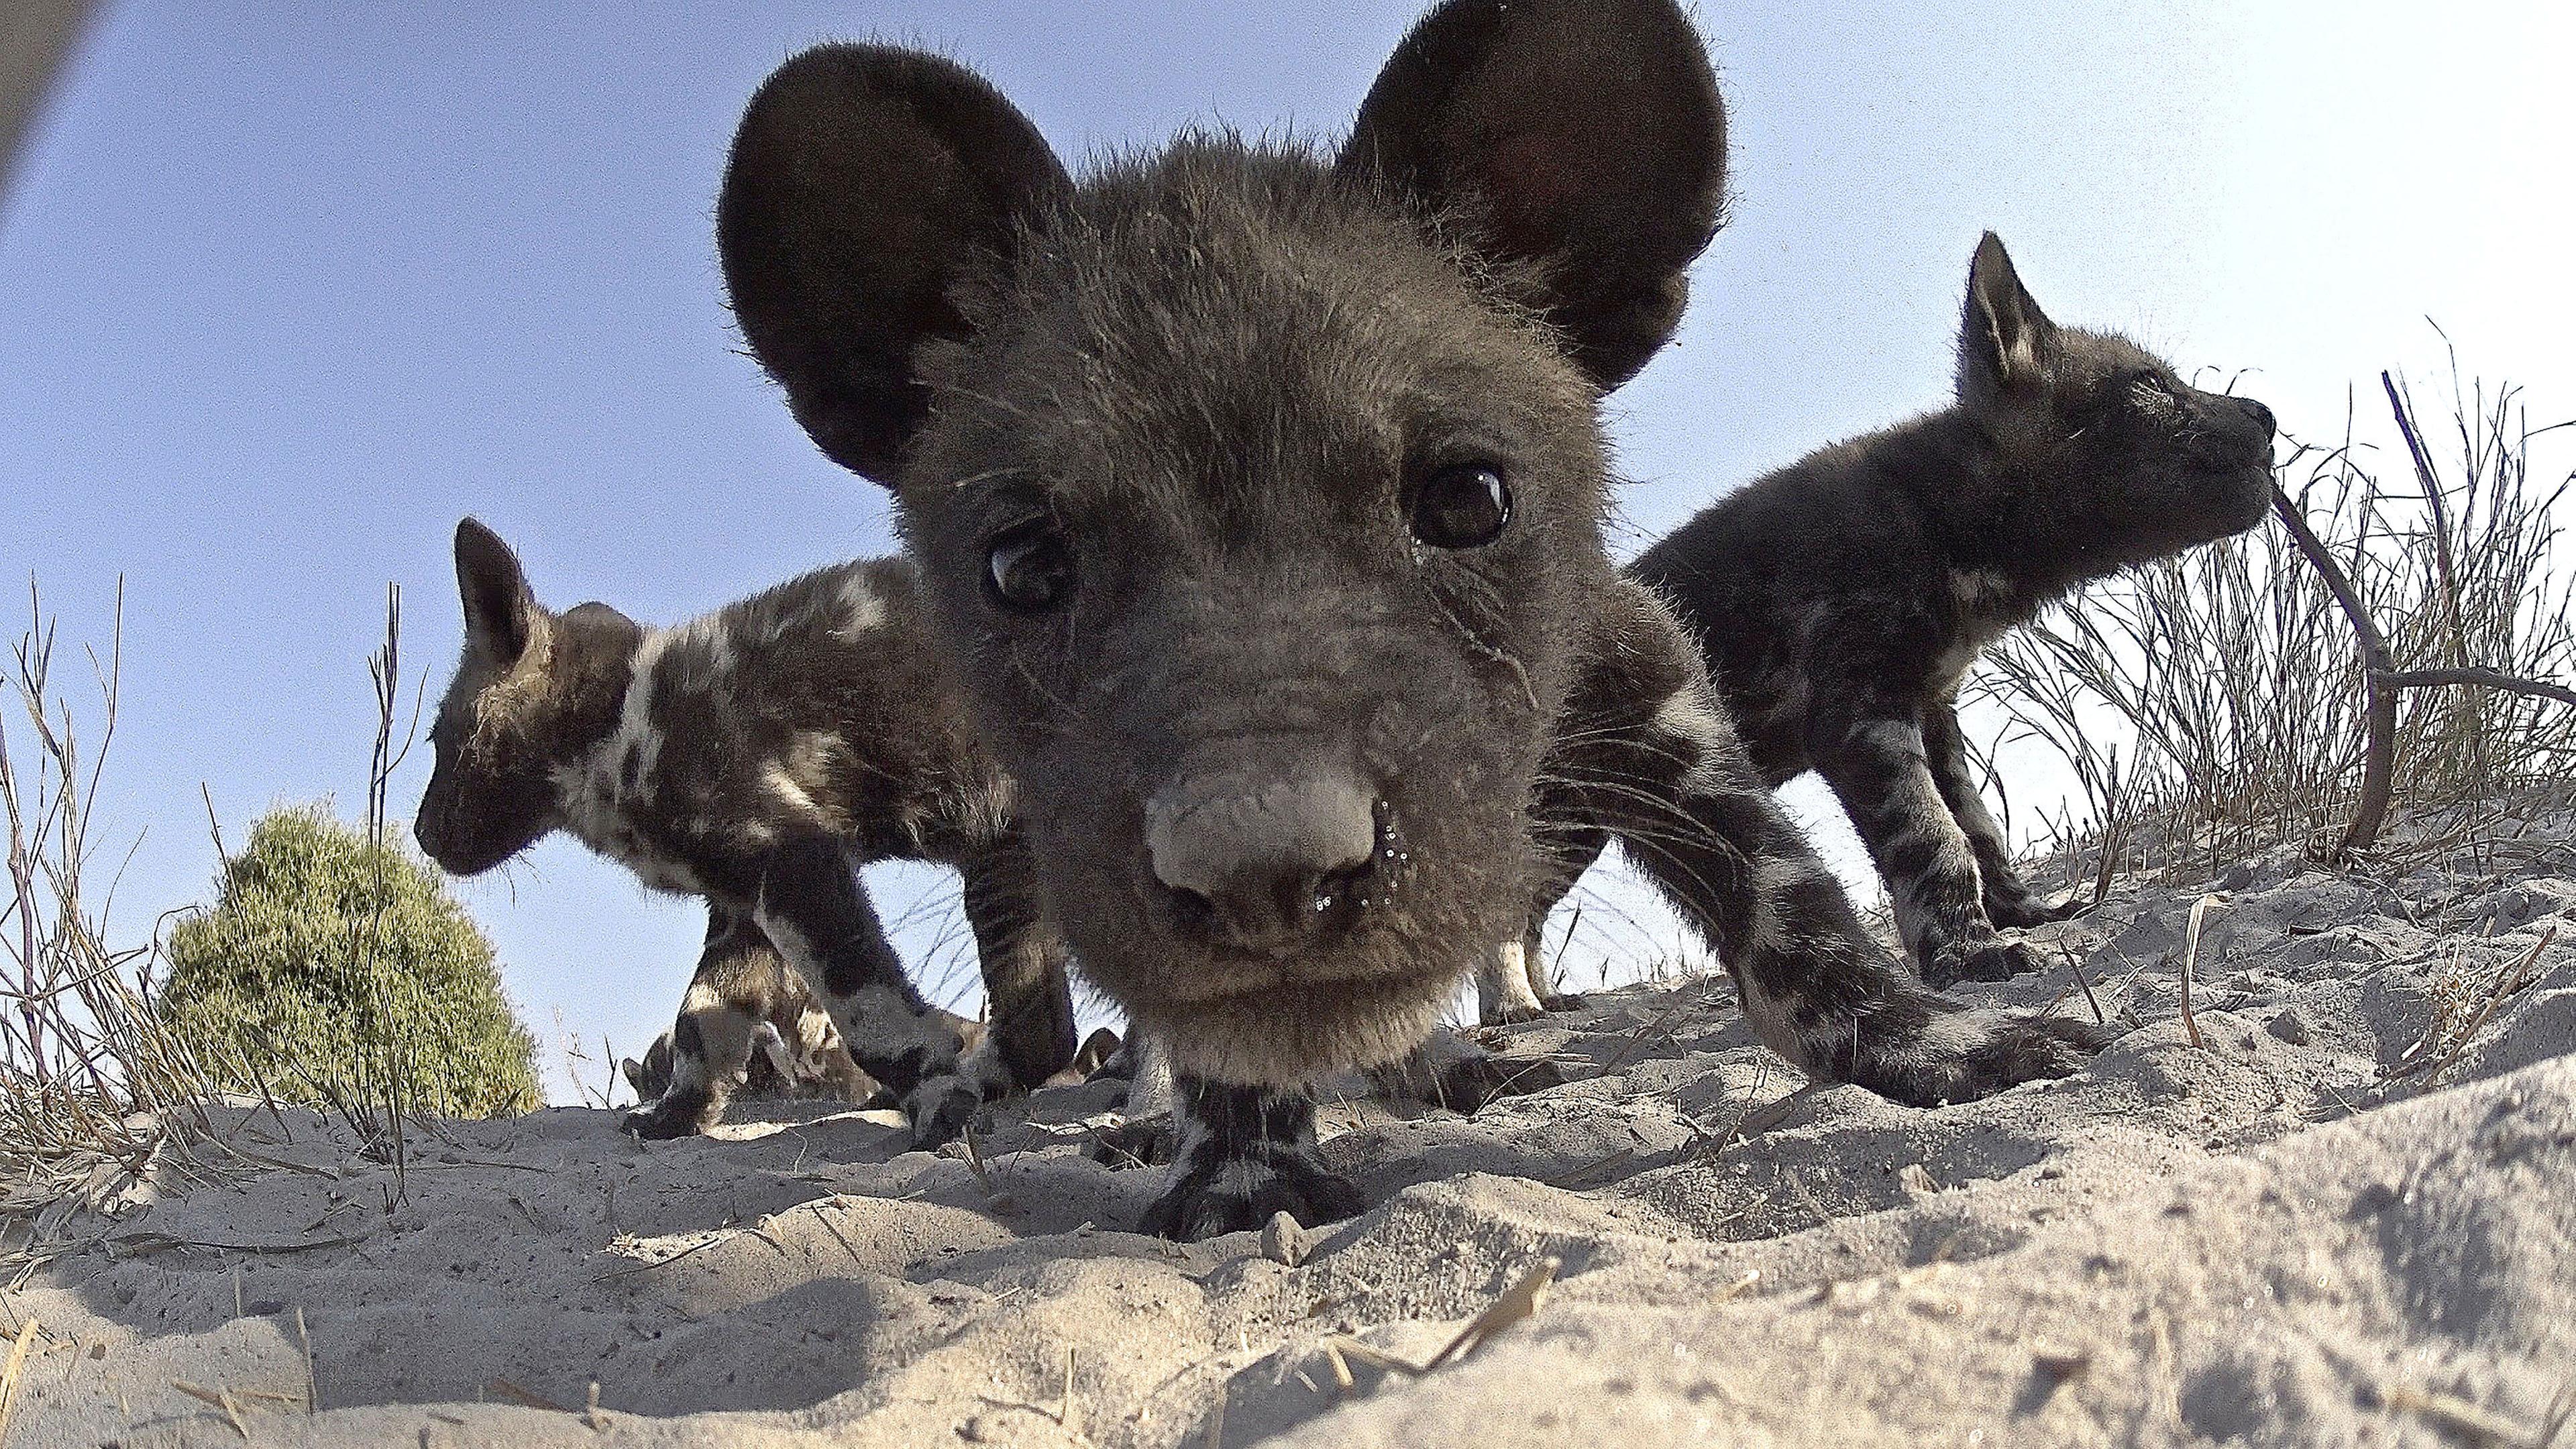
[1961,232,2057,392]
[718,45,1069,485]
[1338,0,1726,390]
[453,517,538,667]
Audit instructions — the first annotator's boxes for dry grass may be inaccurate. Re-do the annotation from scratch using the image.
[1968,359,2576,881]
[0,582,243,1254]
[0,582,445,1252]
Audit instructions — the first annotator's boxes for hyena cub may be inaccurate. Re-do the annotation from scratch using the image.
[1591,235,2275,989]
[717,0,2104,1239]
[413,519,1077,1144]
[617,935,875,1108]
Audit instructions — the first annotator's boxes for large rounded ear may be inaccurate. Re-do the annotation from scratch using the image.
[453,517,538,667]
[1959,232,2058,394]
[718,45,1069,485]
[1338,0,1726,390]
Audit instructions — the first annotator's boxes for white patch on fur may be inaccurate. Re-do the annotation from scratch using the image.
[1476,939,1544,1024]
[1916,1008,2005,1057]
[553,623,706,891]
[1741,852,1836,961]
[955,1030,1015,1097]
[1124,1033,1177,1122]
[831,983,957,1061]
[1854,717,1929,761]
[1648,686,1732,794]
[762,761,820,821]
[750,1022,798,1083]
[833,573,886,638]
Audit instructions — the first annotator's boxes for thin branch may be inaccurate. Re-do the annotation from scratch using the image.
[2375,666,2576,711]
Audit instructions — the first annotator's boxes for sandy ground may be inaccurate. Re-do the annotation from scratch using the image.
[5,821,2573,1448]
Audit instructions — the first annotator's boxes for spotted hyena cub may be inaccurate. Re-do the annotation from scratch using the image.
[1554,235,2273,991]
[715,0,2106,1238]
[617,933,875,1108]
[413,520,1077,1144]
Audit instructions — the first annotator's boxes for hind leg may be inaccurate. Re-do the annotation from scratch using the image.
[755,834,982,1149]
[1805,687,2048,987]
[622,906,774,1139]
[1474,820,1607,1025]
[1923,698,2083,928]
[1558,586,2105,1105]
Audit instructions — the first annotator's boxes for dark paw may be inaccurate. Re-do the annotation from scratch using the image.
[1858,1008,2113,1108]
[1138,1156,1366,1242]
[621,1091,718,1140]
[1481,1001,1546,1026]
[1538,991,1585,1013]
[1986,892,2089,929]
[1085,1113,1177,1169]
[1923,936,2051,988]
[902,1077,983,1150]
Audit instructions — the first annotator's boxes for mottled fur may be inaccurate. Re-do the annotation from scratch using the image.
[414,521,1076,1144]
[1601,235,2277,987]
[617,936,893,1108]
[716,0,2102,1238]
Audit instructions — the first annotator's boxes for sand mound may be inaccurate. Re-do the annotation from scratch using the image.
[7,826,2572,1447]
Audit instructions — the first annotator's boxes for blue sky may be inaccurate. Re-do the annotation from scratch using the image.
[6,1,2571,1102]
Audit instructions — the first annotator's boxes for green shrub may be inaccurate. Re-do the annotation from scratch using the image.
[158,804,541,1118]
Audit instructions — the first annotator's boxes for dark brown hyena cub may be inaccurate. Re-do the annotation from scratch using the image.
[413,520,1077,1144]
[1571,235,2273,989]
[716,0,2105,1239]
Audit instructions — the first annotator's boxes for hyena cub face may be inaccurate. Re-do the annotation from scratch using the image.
[1958,233,2276,572]
[415,519,638,876]
[718,0,1724,1088]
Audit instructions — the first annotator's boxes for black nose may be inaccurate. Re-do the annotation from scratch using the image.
[1146,772,1385,952]
[2236,396,2275,437]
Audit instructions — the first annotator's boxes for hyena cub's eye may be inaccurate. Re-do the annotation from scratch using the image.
[983,519,1075,614]
[1408,463,1513,550]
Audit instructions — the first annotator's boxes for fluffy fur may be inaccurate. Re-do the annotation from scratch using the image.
[1589,234,2276,987]
[414,521,1076,1144]
[716,0,2103,1238]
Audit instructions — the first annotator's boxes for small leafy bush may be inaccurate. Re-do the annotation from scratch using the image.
[158,804,540,1118]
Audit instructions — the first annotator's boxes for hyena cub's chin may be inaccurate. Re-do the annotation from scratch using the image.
[414,519,1077,1147]
[722,0,2106,1240]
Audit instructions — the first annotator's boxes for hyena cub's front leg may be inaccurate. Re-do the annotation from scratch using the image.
[1137,1074,1365,1242]
[1563,587,2104,1103]
[1805,688,2050,987]
[623,906,778,1139]
[1921,699,2084,930]
[956,838,1081,1096]
[754,835,993,1148]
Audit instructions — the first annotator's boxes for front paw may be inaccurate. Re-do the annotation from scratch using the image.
[901,1076,983,1150]
[621,1089,719,1140]
[1923,935,2051,987]
[1856,1007,2112,1108]
[1986,891,2088,929]
[1137,1154,1366,1241]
